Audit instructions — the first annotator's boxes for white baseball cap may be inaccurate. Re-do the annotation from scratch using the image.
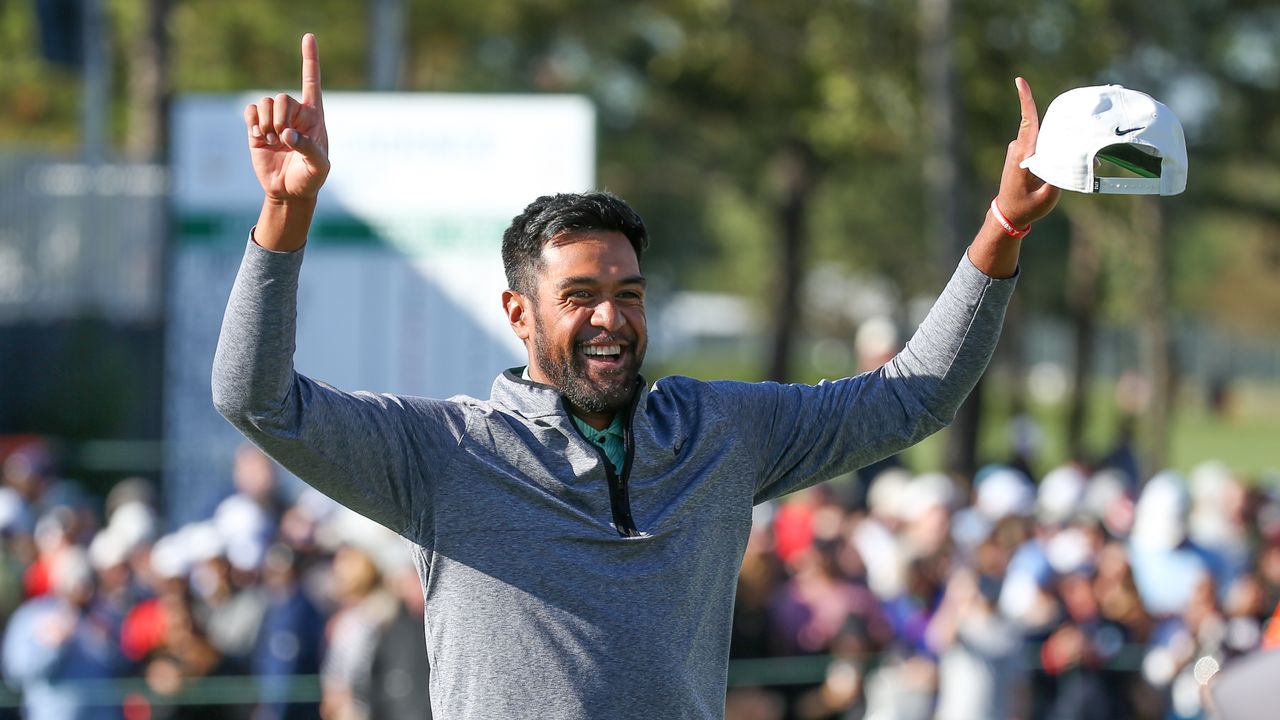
[1020,84,1187,196]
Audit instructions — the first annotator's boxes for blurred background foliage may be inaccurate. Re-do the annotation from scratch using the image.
[0,0,1277,482]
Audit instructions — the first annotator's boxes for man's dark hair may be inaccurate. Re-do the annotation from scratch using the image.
[501,192,648,295]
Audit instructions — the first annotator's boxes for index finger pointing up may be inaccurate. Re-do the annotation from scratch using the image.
[301,33,323,108]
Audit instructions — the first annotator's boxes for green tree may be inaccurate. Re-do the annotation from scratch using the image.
[4,0,1278,477]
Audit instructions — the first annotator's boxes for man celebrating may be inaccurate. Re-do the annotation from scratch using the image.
[213,34,1058,720]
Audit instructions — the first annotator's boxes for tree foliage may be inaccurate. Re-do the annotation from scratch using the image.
[3,0,1278,469]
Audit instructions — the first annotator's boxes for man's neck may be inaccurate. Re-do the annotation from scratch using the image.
[520,365,621,431]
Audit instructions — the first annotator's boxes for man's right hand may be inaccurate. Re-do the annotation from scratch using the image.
[244,33,329,203]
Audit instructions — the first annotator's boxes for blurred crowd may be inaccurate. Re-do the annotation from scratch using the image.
[0,439,429,720]
[727,452,1280,720]
[2,434,1279,720]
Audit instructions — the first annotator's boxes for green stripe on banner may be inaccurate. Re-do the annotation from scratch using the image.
[177,213,510,255]
[177,214,379,246]
[0,675,323,708]
[0,645,1159,708]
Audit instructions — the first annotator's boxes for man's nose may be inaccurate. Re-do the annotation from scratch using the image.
[591,300,625,331]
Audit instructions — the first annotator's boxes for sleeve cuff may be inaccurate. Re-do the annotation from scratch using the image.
[248,226,307,256]
[953,251,1018,305]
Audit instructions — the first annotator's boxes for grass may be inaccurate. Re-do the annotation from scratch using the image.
[904,377,1280,480]
[650,351,1280,481]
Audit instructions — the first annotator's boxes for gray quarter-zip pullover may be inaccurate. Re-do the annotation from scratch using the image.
[212,239,1016,719]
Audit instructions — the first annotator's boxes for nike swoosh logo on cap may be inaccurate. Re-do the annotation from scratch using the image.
[1114,126,1146,135]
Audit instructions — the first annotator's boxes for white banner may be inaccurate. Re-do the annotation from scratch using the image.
[165,93,595,524]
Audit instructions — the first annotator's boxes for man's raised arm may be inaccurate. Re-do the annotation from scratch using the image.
[724,77,1061,503]
[212,35,462,540]
[214,32,330,419]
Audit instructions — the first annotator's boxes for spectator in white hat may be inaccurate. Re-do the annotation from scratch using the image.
[1129,472,1210,618]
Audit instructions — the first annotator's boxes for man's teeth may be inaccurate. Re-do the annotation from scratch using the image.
[583,345,622,356]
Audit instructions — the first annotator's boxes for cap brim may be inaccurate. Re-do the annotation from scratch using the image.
[1020,153,1083,193]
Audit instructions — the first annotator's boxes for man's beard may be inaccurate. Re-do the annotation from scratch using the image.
[532,314,644,415]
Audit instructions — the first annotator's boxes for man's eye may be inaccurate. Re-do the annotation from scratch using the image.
[569,290,592,300]
[618,291,643,301]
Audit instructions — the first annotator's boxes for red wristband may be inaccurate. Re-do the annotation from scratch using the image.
[990,198,1031,239]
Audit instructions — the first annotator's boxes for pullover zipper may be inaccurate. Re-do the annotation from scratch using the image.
[604,439,638,537]
[567,388,641,538]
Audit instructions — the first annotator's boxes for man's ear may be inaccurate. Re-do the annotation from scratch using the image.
[503,289,532,341]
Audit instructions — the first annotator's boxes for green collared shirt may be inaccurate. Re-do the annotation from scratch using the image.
[522,366,627,475]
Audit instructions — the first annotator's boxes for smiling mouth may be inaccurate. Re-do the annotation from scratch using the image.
[579,343,627,367]
[583,344,622,357]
